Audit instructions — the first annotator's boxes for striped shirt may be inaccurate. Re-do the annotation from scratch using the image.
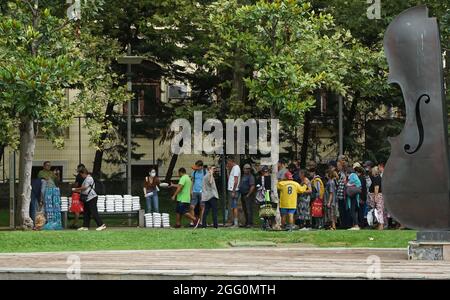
[336,171,346,200]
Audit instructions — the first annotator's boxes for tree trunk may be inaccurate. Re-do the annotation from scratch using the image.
[164,154,178,183]
[232,49,245,105]
[270,106,281,229]
[342,94,359,155]
[300,111,312,168]
[92,150,104,179]
[0,144,4,166]
[92,102,115,178]
[18,118,36,229]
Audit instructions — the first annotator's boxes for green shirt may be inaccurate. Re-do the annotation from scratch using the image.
[37,169,57,187]
[177,174,192,203]
[38,169,56,181]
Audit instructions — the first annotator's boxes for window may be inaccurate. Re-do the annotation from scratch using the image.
[124,83,161,116]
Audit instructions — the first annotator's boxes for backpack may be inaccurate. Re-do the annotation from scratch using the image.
[311,176,325,199]
[193,169,207,185]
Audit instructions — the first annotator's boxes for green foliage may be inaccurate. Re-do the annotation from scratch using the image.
[0,1,82,148]
[311,0,449,161]
[206,0,387,130]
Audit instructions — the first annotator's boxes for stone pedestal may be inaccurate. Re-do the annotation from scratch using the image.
[408,231,450,261]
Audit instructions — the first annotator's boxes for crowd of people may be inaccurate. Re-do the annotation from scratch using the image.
[29,155,394,232]
[151,155,394,231]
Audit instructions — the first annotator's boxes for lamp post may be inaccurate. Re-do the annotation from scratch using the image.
[117,24,144,195]
[338,95,344,156]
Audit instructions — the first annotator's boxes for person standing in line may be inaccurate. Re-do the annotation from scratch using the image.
[325,170,338,230]
[171,168,199,228]
[346,167,362,230]
[378,162,389,227]
[239,164,256,228]
[353,163,368,228]
[38,161,60,187]
[297,169,312,230]
[328,160,337,173]
[288,163,300,183]
[363,161,373,197]
[227,158,241,228]
[277,171,307,231]
[336,155,349,228]
[277,159,288,181]
[190,160,206,225]
[368,166,385,230]
[309,163,325,229]
[144,168,160,213]
[201,165,219,229]
[38,161,60,206]
[73,168,106,231]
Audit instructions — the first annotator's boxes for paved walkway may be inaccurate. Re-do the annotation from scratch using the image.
[0,248,449,279]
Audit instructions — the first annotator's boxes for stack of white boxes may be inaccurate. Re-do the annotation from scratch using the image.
[152,213,162,228]
[106,195,115,212]
[60,197,69,212]
[162,213,170,228]
[132,196,141,211]
[145,213,153,228]
[123,195,133,212]
[97,195,106,212]
[114,195,124,212]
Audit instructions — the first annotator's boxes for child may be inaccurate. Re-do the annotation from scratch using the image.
[325,170,338,230]
[310,164,325,229]
[277,171,307,231]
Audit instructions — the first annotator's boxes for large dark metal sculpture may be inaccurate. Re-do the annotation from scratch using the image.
[383,6,449,230]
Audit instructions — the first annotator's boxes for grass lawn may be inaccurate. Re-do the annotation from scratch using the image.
[0,228,416,253]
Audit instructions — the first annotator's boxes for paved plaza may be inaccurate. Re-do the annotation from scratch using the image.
[1,247,450,280]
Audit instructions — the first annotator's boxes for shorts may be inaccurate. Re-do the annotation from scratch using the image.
[191,192,202,206]
[228,191,240,209]
[280,208,296,215]
[176,202,190,215]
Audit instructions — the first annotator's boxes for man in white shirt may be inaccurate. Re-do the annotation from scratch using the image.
[227,158,241,228]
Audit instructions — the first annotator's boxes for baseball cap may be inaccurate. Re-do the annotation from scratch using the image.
[192,160,204,170]
[261,166,269,172]
[243,164,252,169]
[285,171,293,180]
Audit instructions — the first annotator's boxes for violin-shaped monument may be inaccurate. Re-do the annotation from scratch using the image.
[384,6,450,259]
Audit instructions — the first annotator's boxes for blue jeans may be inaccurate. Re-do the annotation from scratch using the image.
[146,192,159,213]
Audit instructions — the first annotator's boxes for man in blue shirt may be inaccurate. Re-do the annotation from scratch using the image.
[190,160,206,224]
